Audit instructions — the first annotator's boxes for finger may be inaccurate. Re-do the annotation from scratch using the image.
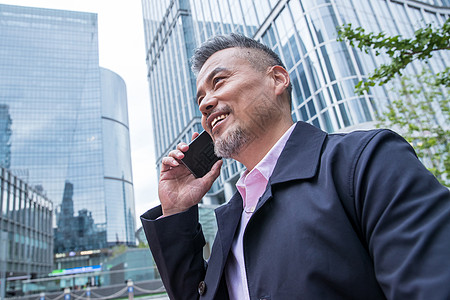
[168,149,185,160]
[203,159,223,181]
[191,132,200,140]
[176,142,189,153]
[160,156,179,172]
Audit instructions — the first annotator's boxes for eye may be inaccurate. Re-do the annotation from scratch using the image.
[213,76,224,87]
[197,95,204,106]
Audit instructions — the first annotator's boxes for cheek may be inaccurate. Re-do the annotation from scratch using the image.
[201,118,208,131]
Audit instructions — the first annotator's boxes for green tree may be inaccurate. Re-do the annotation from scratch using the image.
[379,69,449,186]
[337,18,450,93]
[337,20,450,187]
[111,244,128,257]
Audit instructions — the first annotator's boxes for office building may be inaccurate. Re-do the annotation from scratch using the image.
[142,0,449,248]
[0,4,136,252]
[0,167,53,297]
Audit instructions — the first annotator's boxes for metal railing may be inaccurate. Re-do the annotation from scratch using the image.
[6,279,166,300]
[4,266,165,300]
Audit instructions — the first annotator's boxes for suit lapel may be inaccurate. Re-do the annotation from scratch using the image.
[207,122,327,294]
[215,193,243,262]
[255,122,327,212]
[271,122,327,183]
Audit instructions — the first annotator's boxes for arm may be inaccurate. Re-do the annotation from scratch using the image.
[141,133,222,299]
[141,205,206,300]
[158,132,222,217]
[353,130,450,299]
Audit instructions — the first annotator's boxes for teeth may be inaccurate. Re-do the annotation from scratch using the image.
[211,114,228,128]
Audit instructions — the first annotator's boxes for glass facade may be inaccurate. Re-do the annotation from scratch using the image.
[142,0,449,207]
[0,167,53,293]
[0,4,135,252]
[100,68,135,247]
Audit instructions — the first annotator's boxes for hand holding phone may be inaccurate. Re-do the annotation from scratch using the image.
[180,131,221,178]
[158,131,222,216]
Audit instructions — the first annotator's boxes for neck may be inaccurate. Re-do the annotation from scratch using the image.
[234,119,294,171]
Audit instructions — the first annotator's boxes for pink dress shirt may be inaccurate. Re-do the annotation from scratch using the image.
[224,124,296,300]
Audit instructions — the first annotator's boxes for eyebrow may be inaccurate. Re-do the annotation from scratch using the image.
[196,67,228,104]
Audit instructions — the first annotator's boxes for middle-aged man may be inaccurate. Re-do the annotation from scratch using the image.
[141,33,450,300]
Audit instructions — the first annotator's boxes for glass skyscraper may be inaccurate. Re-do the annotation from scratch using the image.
[142,0,449,207]
[0,4,136,252]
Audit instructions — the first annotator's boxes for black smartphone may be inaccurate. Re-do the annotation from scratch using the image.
[180,131,221,178]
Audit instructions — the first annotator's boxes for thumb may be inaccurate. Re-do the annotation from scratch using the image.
[202,159,223,184]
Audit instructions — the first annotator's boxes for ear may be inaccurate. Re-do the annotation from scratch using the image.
[269,65,290,96]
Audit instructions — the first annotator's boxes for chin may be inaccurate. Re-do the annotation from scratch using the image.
[213,125,250,158]
[211,125,227,140]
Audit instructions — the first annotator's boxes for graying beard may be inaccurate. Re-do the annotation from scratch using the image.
[214,126,250,158]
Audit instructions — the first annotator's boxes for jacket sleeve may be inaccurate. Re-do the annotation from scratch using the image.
[140,205,206,300]
[353,129,450,299]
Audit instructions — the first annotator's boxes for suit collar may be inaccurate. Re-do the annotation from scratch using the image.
[212,122,326,261]
[269,121,327,184]
[215,121,327,215]
[254,122,326,212]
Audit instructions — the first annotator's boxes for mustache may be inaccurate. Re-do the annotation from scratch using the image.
[206,105,232,122]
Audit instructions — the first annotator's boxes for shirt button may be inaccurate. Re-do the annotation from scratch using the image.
[198,281,207,296]
[245,206,255,213]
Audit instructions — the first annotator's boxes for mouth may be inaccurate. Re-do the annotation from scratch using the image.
[209,113,230,131]
[211,113,229,128]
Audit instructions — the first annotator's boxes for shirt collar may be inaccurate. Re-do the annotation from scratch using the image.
[236,124,296,198]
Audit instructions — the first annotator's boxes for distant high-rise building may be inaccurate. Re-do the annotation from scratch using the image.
[0,4,136,252]
[142,0,449,209]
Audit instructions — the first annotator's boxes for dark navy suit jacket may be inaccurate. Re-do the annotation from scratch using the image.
[141,122,450,300]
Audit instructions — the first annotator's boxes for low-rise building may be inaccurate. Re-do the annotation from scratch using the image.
[0,167,53,297]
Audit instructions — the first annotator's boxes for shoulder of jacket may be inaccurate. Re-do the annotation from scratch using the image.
[326,129,403,155]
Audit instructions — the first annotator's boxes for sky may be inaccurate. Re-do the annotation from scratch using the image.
[0,0,160,225]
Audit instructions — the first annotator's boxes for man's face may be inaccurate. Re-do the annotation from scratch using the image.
[196,48,280,158]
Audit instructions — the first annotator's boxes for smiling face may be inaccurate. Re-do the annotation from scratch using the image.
[196,47,289,159]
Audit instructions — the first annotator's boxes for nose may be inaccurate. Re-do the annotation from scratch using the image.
[199,94,217,116]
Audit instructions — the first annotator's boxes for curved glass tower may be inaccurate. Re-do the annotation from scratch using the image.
[0,4,135,252]
[101,68,136,247]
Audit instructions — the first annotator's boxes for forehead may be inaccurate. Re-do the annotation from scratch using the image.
[196,47,251,84]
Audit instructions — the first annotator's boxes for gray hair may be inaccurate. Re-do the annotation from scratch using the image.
[190,33,292,99]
